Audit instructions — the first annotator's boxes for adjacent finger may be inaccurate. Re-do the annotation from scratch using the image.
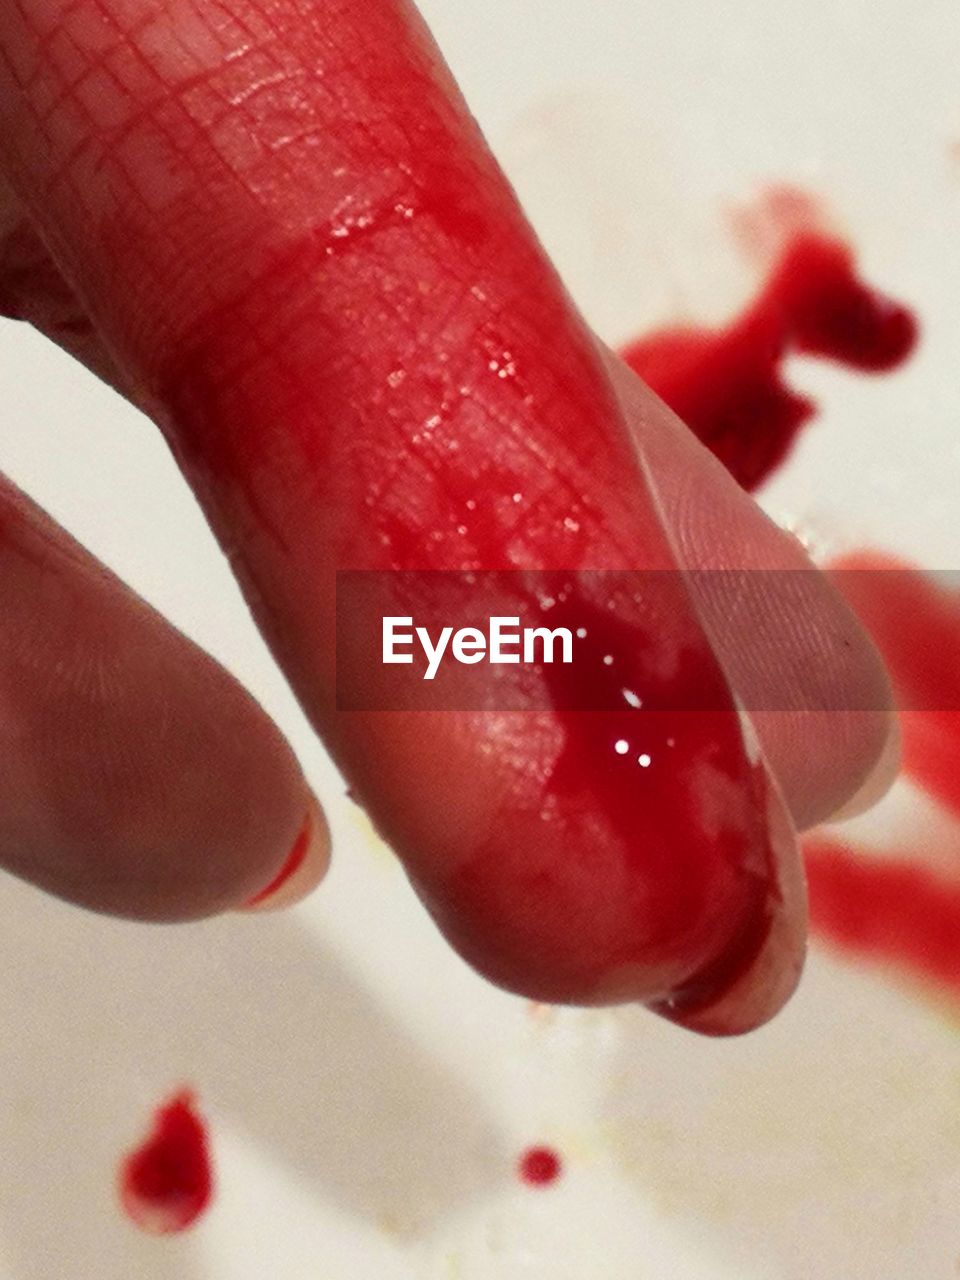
[0,474,329,918]
[601,345,897,829]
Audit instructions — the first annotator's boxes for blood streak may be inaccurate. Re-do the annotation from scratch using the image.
[243,817,311,907]
[621,232,917,491]
[828,552,960,820]
[805,839,960,1001]
[803,557,960,1001]
[118,1089,213,1234]
[518,1145,563,1186]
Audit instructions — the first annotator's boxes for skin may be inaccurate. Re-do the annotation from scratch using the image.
[0,0,895,1032]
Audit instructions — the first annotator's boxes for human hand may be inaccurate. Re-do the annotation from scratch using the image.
[0,0,895,1033]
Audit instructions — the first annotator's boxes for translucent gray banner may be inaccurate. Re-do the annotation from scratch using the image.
[335,568,960,712]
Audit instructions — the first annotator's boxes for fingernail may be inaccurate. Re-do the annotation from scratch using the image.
[239,797,331,911]
[649,743,808,1036]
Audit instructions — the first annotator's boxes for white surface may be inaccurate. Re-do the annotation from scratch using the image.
[2,1,960,1276]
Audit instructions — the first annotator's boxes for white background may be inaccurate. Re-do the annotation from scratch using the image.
[1,1,959,1276]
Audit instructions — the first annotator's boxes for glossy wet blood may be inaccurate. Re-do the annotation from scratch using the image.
[533,584,776,1014]
[118,1089,213,1234]
[621,232,918,490]
[408,567,784,1017]
[518,1145,562,1186]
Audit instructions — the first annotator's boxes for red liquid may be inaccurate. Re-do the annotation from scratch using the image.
[413,571,783,1017]
[518,1145,562,1186]
[621,233,917,490]
[829,553,960,819]
[806,839,960,1000]
[118,1089,213,1234]
[539,583,776,1015]
[244,818,311,906]
[804,557,960,1000]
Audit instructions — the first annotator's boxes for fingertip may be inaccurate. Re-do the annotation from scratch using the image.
[650,765,808,1036]
[821,711,901,824]
[237,795,331,912]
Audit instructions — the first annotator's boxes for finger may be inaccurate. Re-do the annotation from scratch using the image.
[0,172,117,382]
[0,0,811,1032]
[0,474,329,918]
[1,191,895,833]
[600,346,897,830]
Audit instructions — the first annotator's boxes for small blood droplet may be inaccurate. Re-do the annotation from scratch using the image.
[518,1145,562,1187]
[118,1089,213,1234]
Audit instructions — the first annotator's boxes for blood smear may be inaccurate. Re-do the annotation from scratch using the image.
[828,552,960,820]
[518,1145,563,1186]
[806,839,960,1001]
[536,584,775,1014]
[118,1089,213,1234]
[621,231,917,490]
[804,558,960,1001]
